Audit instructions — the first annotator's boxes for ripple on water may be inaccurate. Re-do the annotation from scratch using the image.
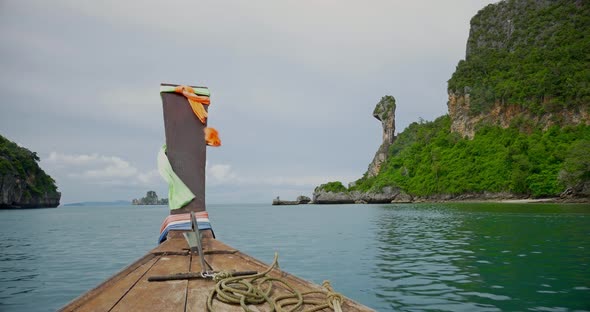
[460,291,511,301]
[529,306,569,312]
[537,290,558,294]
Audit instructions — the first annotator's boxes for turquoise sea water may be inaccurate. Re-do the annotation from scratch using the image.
[0,203,589,311]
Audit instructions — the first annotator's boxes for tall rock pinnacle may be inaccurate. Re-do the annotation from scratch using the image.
[367,96,396,178]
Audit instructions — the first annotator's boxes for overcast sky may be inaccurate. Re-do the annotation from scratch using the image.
[0,0,496,204]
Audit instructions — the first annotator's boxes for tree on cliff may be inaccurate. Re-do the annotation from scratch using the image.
[559,140,590,196]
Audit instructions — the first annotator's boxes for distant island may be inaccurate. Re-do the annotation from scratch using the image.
[132,191,168,205]
[0,134,61,209]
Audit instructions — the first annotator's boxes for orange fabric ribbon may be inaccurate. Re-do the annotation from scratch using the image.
[174,85,210,124]
[204,127,221,146]
[173,85,220,147]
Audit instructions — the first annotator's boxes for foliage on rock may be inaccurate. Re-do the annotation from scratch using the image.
[352,116,590,198]
[314,181,348,193]
[0,134,59,204]
[448,0,590,114]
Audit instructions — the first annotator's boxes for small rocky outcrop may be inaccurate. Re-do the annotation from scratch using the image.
[0,135,60,209]
[561,185,590,200]
[351,186,411,204]
[272,195,311,205]
[132,191,168,205]
[391,192,413,203]
[312,190,354,204]
[296,195,311,204]
[313,186,412,204]
[367,96,396,178]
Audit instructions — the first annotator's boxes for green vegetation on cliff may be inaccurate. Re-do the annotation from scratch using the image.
[0,135,59,201]
[315,181,348,193]
[448,0,590,114]
[350,117,590,198]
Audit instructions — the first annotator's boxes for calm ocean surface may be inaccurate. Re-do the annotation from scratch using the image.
[0,203,589,311]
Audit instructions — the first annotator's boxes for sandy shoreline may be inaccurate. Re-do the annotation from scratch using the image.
[388,197,588,204]
[497,198,557,203]
[420,197,590,204]
[306,197,589,205]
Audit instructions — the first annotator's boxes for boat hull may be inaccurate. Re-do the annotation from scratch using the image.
[59,233,374,311]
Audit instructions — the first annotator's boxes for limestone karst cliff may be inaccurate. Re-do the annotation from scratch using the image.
[367,96,396,178]
[0,135,60,208]
[312,0,590,203]
[447,0,590,138]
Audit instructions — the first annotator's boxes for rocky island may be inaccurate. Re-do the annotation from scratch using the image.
[272,195,311,205]
[0,135,61,208]
[132,191,168,205]
[313,0,590,204]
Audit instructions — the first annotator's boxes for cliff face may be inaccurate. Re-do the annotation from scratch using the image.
[0,135,60,208]
[448,93,590,138]
[313,187,412,204]
[464,0,560,58]
[367,96,396,177]
[447,0,590,138]
[0,174,60,208]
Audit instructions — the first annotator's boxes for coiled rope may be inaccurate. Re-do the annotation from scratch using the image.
[207,253,343,312]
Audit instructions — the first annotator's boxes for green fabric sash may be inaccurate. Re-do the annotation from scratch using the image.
[159,85,210,97]
[157,145,195,210]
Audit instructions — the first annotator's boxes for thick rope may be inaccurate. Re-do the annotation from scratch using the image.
[322,281,343,312]
[206,253,344,312]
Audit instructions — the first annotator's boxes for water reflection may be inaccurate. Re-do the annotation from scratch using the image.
[370,203,590,311]
[371,205,499,311]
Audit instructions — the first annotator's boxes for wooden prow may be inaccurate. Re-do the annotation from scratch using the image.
[160,83,207,215]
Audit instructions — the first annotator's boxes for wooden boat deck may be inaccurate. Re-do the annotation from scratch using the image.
[60,233,374,311]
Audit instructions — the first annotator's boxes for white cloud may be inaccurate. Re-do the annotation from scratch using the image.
[44,152,353,191]
[43,151,354,203]
[208,164,238,184]
[79,157,137,179]
[44,152,159,186]
[47,152,103,166]
[138,170,160,185]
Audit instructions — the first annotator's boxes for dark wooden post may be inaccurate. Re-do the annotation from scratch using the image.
[160,83,207,214]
